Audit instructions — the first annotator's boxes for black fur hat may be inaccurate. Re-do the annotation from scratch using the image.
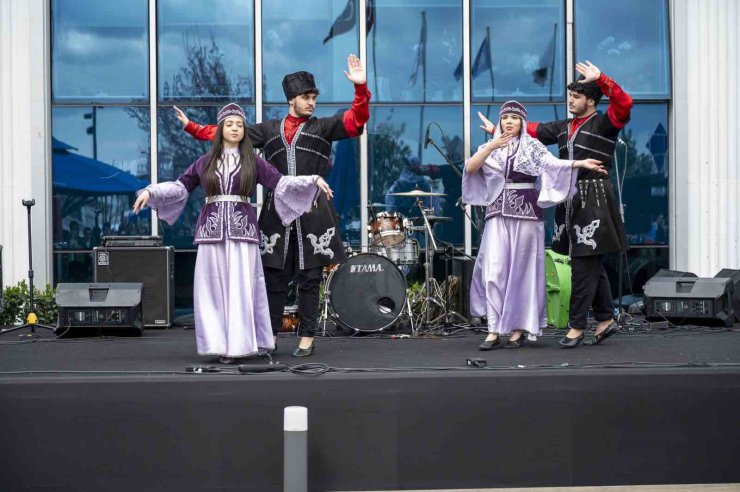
[282,71,320,101]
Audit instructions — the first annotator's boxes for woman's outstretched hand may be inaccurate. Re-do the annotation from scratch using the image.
[574,158,607,175]
[315,177,333,199]
[173,106,190,128]
[478,111,495,135]
[133,190,150,214]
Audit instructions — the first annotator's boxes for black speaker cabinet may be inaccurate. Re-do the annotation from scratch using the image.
[644,275,735,327]
[715,269,740,322]
[451,256,475,321]
[93,247,174,328]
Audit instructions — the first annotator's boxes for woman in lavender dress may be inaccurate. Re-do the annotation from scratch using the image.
[463,101,606,350]
[133,103,331,363]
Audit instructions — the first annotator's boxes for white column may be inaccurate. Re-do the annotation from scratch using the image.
[149,0,159,236]
[671,0,740,276]
[359,0,369,252]
[0,0,53,287]
[463,0,472,255]
[255,0,264,212]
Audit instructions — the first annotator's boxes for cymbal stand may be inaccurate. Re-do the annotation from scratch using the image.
[414,198,445,334]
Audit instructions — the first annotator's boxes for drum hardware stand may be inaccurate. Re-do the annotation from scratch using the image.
[414,198,446,334]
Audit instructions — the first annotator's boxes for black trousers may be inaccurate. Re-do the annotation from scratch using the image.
[569,254,614,329]
[264,228,323,337]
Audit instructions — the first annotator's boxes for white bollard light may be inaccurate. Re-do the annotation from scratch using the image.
[284,406,308,492]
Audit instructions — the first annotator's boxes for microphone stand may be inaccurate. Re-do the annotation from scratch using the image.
[455,198,479,233]
[423,122,463,178]
[0,199,55,337]
[614,140,628,325]
[424,121,482,235]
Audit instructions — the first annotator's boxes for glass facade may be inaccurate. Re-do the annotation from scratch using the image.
[52,0,149,102]
[50,0,671,301]
[471,0,565,102]
[158,0,255,102]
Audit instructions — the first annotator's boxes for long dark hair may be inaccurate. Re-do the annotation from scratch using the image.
[202,120,256,197]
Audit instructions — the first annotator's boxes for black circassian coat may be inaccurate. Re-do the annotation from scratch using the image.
[248,116,359,270]
[535,111,629,258]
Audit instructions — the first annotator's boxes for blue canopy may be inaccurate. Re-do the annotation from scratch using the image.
[52,137,147,195]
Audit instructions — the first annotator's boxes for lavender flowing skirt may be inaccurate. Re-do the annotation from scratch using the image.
[193,240,274,357]
[469,216,547,339]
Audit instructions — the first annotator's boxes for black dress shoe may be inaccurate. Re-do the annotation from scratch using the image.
[505,335,526,349]
[292,344,315,357]
[478,337,501,351]
[585,321,618,346]
[558,333,584,348]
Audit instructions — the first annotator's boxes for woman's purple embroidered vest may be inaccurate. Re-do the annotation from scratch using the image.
[486,144,542,221]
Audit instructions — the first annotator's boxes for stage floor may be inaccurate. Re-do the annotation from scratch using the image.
[1,322,739,492]
[0,322,738,375]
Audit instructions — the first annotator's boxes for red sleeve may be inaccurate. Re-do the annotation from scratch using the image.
[596,73,633,129]
[342,83,372,137]
[184,120,218,141]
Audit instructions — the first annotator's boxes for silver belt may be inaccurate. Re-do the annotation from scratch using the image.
[205,195,249,204]
[504,182,535,190]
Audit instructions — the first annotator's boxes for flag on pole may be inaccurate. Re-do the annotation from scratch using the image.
[324,0,376,44]
[532,24,557,86]
[323,0,356,44]
[408,12,427,87]
[453,30,492,81]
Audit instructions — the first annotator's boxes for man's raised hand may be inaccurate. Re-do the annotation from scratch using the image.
[343,54,366,85]
[575,61,602,84]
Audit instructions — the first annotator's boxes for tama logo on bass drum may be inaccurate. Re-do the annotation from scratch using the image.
[350,263,384,273]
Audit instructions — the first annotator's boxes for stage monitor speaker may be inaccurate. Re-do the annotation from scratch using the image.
[55,283,143,334]
[93,246,174,328]
[644,275,735,327]
[652,269,698,279]
[714,269,740,322]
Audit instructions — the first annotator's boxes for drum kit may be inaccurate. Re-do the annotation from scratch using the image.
[313,189,469,335]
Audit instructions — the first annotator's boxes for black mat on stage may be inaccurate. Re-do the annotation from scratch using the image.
[1,325,739,492]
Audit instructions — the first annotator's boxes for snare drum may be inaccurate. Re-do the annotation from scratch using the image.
[368,238,419,266]
[369,212,405,246]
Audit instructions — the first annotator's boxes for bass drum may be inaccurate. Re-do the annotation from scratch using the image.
[326,253,407,332]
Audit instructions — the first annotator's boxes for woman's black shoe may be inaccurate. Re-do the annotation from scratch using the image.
[585,321,618,346]
[558,333,584,348]
[505,335,526,348]
[292,344,315,357]
[478,337,500,351]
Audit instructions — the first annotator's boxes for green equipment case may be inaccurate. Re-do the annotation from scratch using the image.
[545,249,571,329]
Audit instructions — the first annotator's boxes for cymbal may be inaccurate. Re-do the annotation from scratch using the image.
[367,203,392,208]
[426,216,453,222]
[388,190,447,197]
